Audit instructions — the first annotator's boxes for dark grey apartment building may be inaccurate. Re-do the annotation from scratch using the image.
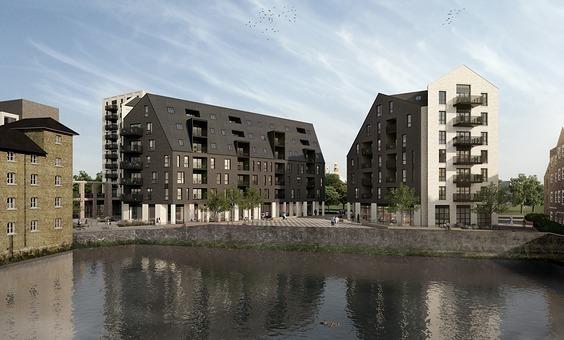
[545,128,564,225]
[112,93,325,224]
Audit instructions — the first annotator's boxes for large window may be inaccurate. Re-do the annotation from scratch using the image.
[481,93,488,106]
[224,159,231,170]
[439,111,446,125]
[439,168,446,182]
[439,131,446,144]
[439,186,446,200]
[435,205,450,227]
[439,149,446,163]
[481,112,488,125]
[407,114,412,128]
[6,172,15,184]
[456,206,471,225]
[6,222,15,235]
[439,91,446,104]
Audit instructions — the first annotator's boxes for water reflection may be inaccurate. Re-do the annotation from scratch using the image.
[0,246,563,339]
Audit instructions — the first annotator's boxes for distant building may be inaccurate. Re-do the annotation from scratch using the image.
[0,99,59,124]
[347,65,498,227]
[544,128,564,224]
[73,180,119,220]
[0,116,78,260]
[326,162,341,178]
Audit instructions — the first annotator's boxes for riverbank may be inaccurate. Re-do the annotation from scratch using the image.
[73,224,564,261]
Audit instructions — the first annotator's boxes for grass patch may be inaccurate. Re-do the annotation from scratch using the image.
[0,244,73,267]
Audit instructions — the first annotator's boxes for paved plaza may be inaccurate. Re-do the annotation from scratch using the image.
[246,217,362,228]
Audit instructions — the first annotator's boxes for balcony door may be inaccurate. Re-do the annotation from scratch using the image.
[456,84,471,97]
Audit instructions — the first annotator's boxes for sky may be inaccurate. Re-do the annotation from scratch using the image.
[0,0,563,180]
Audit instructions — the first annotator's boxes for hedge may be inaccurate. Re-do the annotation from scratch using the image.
[525,213,564,235]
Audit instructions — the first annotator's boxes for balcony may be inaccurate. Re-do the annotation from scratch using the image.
[121,193,143,204]
[237,150,250,157]
[105,113,118,121]
[453,95,484,107]
[120,161,143,170]
[275,178,285,186]
[105,171,118,180]
[361,178,372,186]
[274,138,285,147]
[453,174,483,184]
[120,127,143,137]
[193,164,207,171]
[237,180,250,187]
[453,156,484,165]
[386,143,397,152]
[237,163,250,171]
[386,125,397,134]
[453,136,484,147]
[386,159,397,169]
[105,163,118,170]
[105,133,118,141]
[105,123,118,131]
[104,152,118,160]
[105,142,118,150]
[275,165,285,174]
[453,193,480,202]
[361,193,372,199]
[105,104,118,112]
[120,178,143,186]
[361,162,373,169]
[361,148,373,157]
[122,145,143,154]
[386,177,396,184]
[306,181,316,189]
[453,116,483,127]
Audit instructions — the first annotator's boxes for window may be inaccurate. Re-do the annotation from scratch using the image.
[146,122,153,134]
[176,155,181,167]
[456,84,471,97]
[376,105,382,117]
[439,91,446,104]
[388,101,394,114]
[210,143,216,149]
[7,152,14,161]
[55,158,62,167]
[457,206,471,225]
[439,149,446,163]
[407,114,412,128]
[481,132,488,145]
[167,106,175,114]
[54,218,62,229]
[439,131,446,144]
[439,111,446,124]
[55,175,62,186]
[152,171,158,184]
[177,171,185,184]
[481,93,488,106]
[223,173,229,185]
[210,114,216,120]
[366,124,371,136]
[144,105,149,115]
[7,197,15,209]
[402,152,407,165]
[6,222,15,235]
[210,158,215,169]
[178,139,184,146]
[55,135,62,144]
[148,139,155,151]
[6,172,16,184]
[481,168,488,182]
[30,220,38,232]
[481,112,488,126]
[30,174,38,185]
[224,159,231,170]
[177,188,182,200]
[481,150,488,163]
[146,156,151,166]
[377,188,382,199]
[176,123,183,130]
[183,156,189,168]
[439,168,446,182]
[216,173,221,185]
[401,134,407,148]
[55,197,62,208]
[402,169,407,183]
[377,139,381,151]
[192,189,204,200]
[210,128,215,134]
[30,197,38,209]
[378,171,382,183]
[164,155,170,167]
[378,155,382,167]
[439,186,446,200]
[30,155,38,164]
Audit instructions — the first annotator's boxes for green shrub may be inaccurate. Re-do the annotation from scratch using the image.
[525,213,564,235]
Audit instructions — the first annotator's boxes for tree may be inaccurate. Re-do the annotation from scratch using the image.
[325,174,347,209]
[509,174,529,213]
[73,170,93,181]
[524,176,543,212]
[241,188,262,215]
[324,186,341,206]
[225,187,243,221]
[385,183,420,226]
[207,190,228,222]
[95,171,103,182]
[474,182,510,229]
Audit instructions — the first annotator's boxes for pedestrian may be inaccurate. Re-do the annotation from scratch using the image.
[335,216,339,224]
[331,217,335,226]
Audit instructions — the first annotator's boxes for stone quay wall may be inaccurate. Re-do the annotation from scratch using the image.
[73,225,564,259]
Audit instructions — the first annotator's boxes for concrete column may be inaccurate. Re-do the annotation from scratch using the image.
[282,202,287,215]
[91,184,98,218]
[346,202,351,220]
[302,201,308,217]
[142,204,149,222]
[321,201,325,216]
[79,182,86,220]
[413,207,422,227]
[104,182,113,218]
[295,202,300,217]
[370,203,378,223]
[471,209,478,226]
[271,202,278,218]
[225,210,230,222]
[354,202,361,222]
[258,205,262,219]
[252,207,259,220]
[205,209,210,223]
[243,209,249,220]
[187,204,195,222]
[121,203,131,221]
[155,204,168,225]
[170,204,176,224]
[233,205,240,222]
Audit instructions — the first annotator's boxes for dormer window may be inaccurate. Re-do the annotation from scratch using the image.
[228,116,242,124]
[296,127,306,134]
[300,139,310,146]
[167,106,175,114]
[185,109,200,117]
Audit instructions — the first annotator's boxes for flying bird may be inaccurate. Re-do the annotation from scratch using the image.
[442,7,466,26]
[245,4,297,40]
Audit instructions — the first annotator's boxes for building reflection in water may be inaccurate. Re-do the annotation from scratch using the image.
[1,246,564,339]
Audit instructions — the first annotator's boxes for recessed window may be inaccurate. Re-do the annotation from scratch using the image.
[296,127,306,134]
[407,114,412,128]
[30,155,38,164]
[439,111,446,125]
[184,156,189,168]
[30,174,38,185]
[146,122,153,134]
[30,197,39,209]
[55,135,62,144]
[300,139,310,146]
[55,175,62,186]
[55,158,62,167]
[232,130,244,137]
[7,172,15,185]
[439,149,446,163]
[149,139,155,151]
[439,168,446,182]
[54,218,62,230]
[481,93,488,106]
[224,159,231,170]
[185,109,200,117]
[7,152,15,162]
[30,220,38,232]
[6,222,15,235]
[164,155,170,167]
[439,186,446,200]
[228,116,242,124]
[210,143,216,149]
[7,197,15,209]
[209,128,215,134]
[210,158,215,169]
[55,197,62,208]
[439,91,446,104]
[167,106,175,114]
[439,131,446,145]
[144,105,149,114]
[210,114,216,120]
[388,101,394,114]
[178,139,184,146]
[376,105,382,117]
[177,188,182,200]
[176,123,183,130]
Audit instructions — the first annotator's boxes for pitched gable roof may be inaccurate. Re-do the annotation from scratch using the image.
[558,127,564,146]
[0,126,47,155]
[5,117,78,136]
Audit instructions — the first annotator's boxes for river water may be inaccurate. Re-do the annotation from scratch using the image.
[1,245,563,339]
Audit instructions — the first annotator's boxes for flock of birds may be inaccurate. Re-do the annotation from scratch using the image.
[244,5,297,40]
[442,8,466,26]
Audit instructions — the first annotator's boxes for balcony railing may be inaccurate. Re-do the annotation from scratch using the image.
[120,127,143,137]
[275,179,285,186]
[122,145,143,154]
[105,123,118,131]
[453,156,484,165]
[105,163,118,170]
[453,95,484,107]
[453,193,480,202]
[105,104,118,112]
[105,133,118,141]
[386,143,397,151]
[361,178,372,186]
[386,125,397,134]
[193,164,207,170]
[120,178,143,186]
[361,149,373,157]
[453,174,483,184]
[361,162,373,169]
[120,161,143,170]
[274,138,285,147]
[275,166,285,174]
[386,159,397,168]
[121,193,143,204]
[105,142,118,150]
[105,152,118,160]
[237,180,250,187]
[105,171,118,179]
[453,136,484,147]
[361,193,372,199]
[453,116,483,127]
[105,113,118,121]
[237,150,250,157]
